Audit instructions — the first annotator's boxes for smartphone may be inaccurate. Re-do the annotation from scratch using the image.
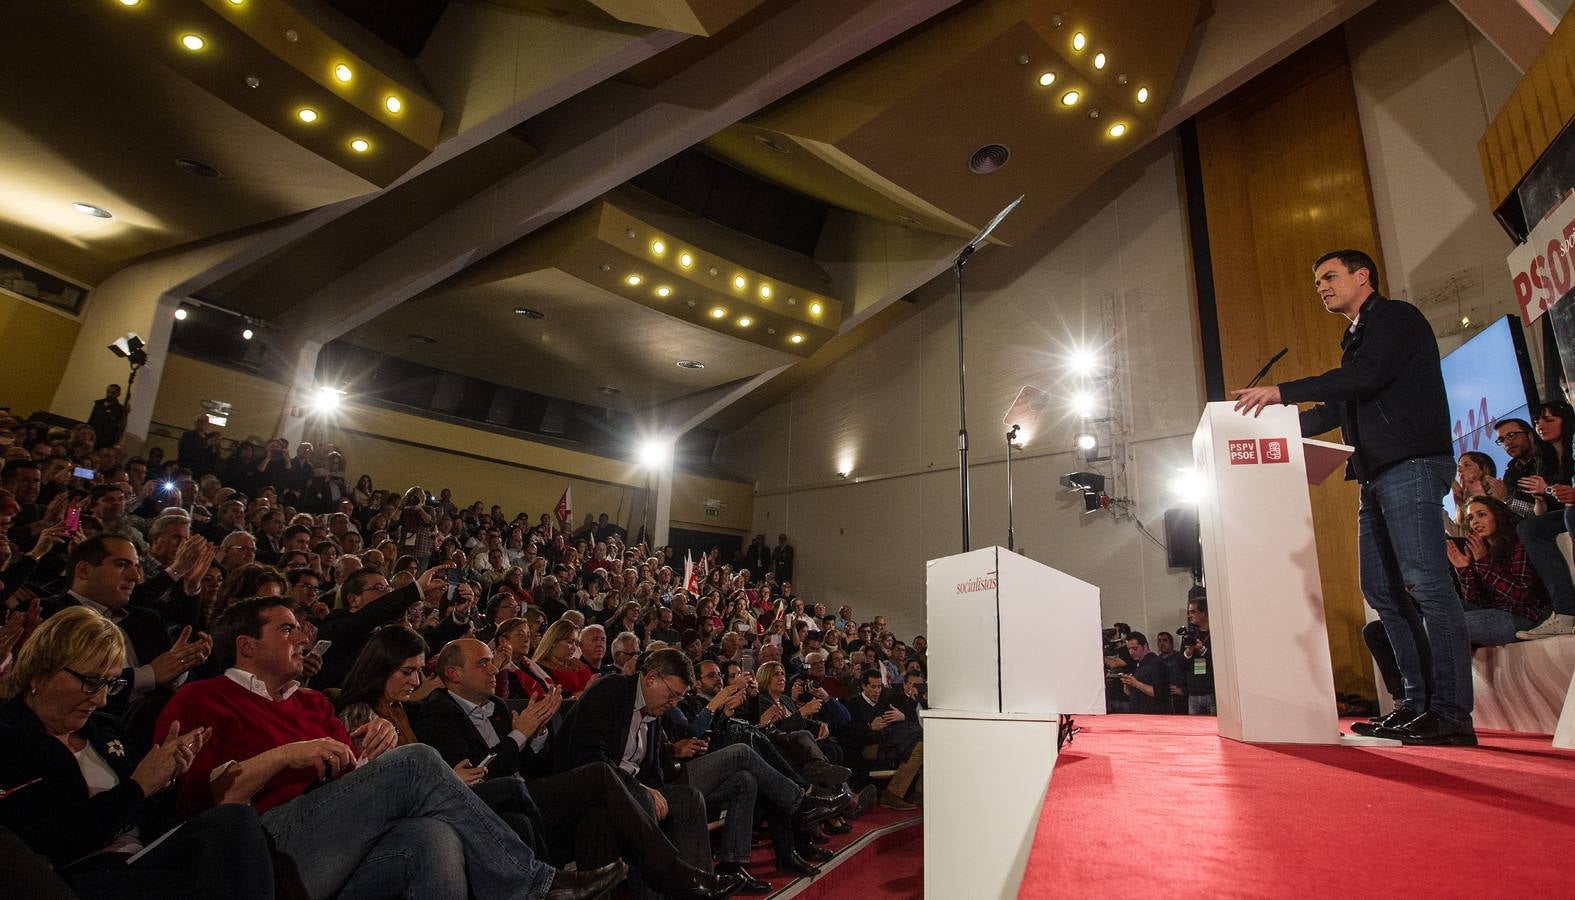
[476,752,497,769]
[312,639,333,657]
[72,467,95,480]
[63,506,81,534]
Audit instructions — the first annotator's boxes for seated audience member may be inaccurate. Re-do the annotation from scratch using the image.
[753,660,850,786]
[839,669,923,811]
[493,616,558,699]
[578,622,614,675]
[1119,631,1170,714]
[412,638,741,899]
[1449,451,1501,534]
[1513,400,1575,639]
[1493,417,1543,517]
[315,562,450,689]
[534,619,594,696]
[154,596,625,900]
[0,607,274,900]
[1449,496,1551,644]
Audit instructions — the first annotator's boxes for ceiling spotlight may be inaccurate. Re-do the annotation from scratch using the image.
[685,300,696,308]
[180,33,206,51]
[767,327,776,334]
[678,251,694,268]
[1168,467,1206,503]
[73,202,112,218]
[708,267,719,277]
[284,28,299,42]
[227,0,244,5]
[676,359,705,370]
[245,76,260,88]
[1094,52,1107,70]
[1117,73,1129,85]
[1137,87,1150,104]
[1108,123,1128,138]
[334,63,353,82]
[737,317,753,327]
[710,307,727,319]
[808,301,823,316]
[1038,72,1056,87]
[655,286,672,298]
[1068,347,1101,375]
[242,327,255,341]
[1088,108,1101,119]
[790,333,805,344]
[296,107,319,123]
[759,284,772,300]
[118,0,141,6]
[313,386,345,412]
[1061,90,1080,106]
[1074,432,1098,451]
[626,274,643,286]
[385,95,402,114]
[651,239,666,256]
[174,308,188,321]
[1072,32,1087,51]
[733,275,747,290]
[349,138,370,153]
[637,437,674,468]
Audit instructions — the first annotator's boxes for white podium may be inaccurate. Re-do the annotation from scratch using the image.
[922,548,1104,898]
[1193,402,1349,744]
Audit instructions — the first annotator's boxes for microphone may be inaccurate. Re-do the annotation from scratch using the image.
[1245,347,1288,389]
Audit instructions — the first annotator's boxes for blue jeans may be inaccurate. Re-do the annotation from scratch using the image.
[1516,506,1575,616]
[260,744,555,900]
[1187,693,1216,715]
[685,744,805,863]
[1357,456,1473,723]
[1462,602,1537,647]
[337,818,467,900]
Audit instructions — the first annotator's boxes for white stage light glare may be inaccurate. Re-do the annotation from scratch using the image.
[1168,467,1206,503]
[1068,346,1101,376]
[1071,392,1097,418]
[637,437,673,468]
[1074,432,1098,451]
[313,387,345,412]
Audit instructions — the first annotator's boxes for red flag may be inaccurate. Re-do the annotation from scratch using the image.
[684,551,699,593]
[554,487,572,524]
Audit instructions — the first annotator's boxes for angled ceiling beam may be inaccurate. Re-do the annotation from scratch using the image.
[278,0,967,344]
[1449,0,1555,72]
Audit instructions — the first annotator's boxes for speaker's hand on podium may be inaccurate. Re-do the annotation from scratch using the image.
[1231,386,1282,417]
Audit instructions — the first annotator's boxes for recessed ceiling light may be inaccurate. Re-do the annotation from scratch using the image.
[767,327,776,334]
[1137,87,1150,104]
[809,301,823,316]
[678,252,694,268]
[174,308,188,320]
[73,202,112,218]
[174,157,222,178]
[385,95,402,114]
[1061,90,1080,106]
[513,307,545,319]
[710,307,727,319]
[1108,123,1128,138]
[334,64,353,82]
[296,107,319,123]
[737,317,753,327]
[349,138,370,153]
[685,300,697,308]
[118,0,140,6]
[626,274,643,286]
[245,75,260,88]
[1038,72,1056,87]
[1072,32,1086,51]
[676,359,706,370]
[759,284,772,300]
[180,33,206,51]
[790,334,805,344]
[732,275,747,290]
[708,267,719,277]
[655,286,672,298]
[650,239,666,256]
[227,0,245,5]
[787,296,797,305]
[284,28,299,42]
[1094,52,1107,70]
[1088,108,1101,119]
[242,327,255,340]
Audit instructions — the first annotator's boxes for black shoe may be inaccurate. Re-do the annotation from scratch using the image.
[1350,704,1420,737]
[806,824,829,845]
[714,862,771,895]
[802,759,853,788]
[545,860,628,900]
[791,794,848,829]
[823,818,853,835]
[847,784,878,820]
[797,843,834,863]
[774,850,822,877]
[661,862,747,899]
[1374,710,1478,746]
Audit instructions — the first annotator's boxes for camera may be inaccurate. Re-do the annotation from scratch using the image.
[1176,624,1202,647]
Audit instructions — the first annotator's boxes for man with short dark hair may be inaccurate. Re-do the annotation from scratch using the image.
[315,563,448,689]
[1233,249,1473,746]
[1182,597,1216,715]
[1119,631,1169,715]
[839,669,922,811]
[1493,418,1541,517]
[156,597,624,900]
[86,383,127,449]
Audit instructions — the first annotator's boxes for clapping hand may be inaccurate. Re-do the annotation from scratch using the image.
[511,685,561,738]
[1445,540,1469,569]
[1465,532,1488,561]
[132,721,211,796]
[151,627,212,686]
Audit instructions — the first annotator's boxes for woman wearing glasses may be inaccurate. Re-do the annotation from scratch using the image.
[0,607,274,899]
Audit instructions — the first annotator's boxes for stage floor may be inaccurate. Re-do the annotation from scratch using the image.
[1018,715,1575,899]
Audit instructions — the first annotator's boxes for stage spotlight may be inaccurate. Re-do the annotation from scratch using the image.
[313,387,345,413]
[1068,346,1100,376]
[108,333,148,366]
[637,437,673,468]
[174,308,188,321]
[1168,467,1206,503]
[1074,432,1097,451]
[1059,471,1108,514]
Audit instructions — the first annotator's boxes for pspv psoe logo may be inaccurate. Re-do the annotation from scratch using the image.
[1227,439,1258,465]
[1228,438,1289,465]
[1258,437,1289,464]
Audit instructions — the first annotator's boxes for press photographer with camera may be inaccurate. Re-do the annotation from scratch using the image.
[1180,592,1215,715]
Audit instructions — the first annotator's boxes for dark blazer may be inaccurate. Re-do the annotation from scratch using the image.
[837,688,899,749]
[0,695,157,865]
[554,673,664,787]
[315,581,424,689]
[411,688,544,779]
[41,594,172,686]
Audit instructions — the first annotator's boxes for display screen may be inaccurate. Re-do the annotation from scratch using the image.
[1440,315,1536,516]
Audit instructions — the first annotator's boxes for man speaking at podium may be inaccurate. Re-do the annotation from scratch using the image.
[1231,249,1474,747]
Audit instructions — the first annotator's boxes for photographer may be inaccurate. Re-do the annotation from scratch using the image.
[1102,624,1132,713]
[1117,631,1169,715]
[1181,594,1215,715]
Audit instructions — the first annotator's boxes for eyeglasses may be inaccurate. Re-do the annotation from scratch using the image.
[1494,431,1531,444]
[63,667,128,696]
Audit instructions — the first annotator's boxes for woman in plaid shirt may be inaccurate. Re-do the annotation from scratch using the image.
[1449,496,1552,646]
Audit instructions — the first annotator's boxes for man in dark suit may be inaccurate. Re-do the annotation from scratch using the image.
[839,668,922,811]
[414,639,741,899]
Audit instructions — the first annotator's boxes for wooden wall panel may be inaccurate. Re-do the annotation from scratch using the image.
[1480,9,1575,211]
[1195,33,1378,699]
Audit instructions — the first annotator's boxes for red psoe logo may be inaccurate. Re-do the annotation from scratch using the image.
[1259,437,1290,464]
[1227,439,1258,465]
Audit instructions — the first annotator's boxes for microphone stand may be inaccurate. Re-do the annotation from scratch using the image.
[955,195,1024,552]
[1245,347,1288,389]
[1006,424,1020,551]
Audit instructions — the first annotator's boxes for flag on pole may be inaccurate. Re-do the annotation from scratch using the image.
[697,552,710,585]
[555,487,572,524]
[683,551,699,594]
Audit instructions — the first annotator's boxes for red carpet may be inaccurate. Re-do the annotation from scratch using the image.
[1018,715,1575,899]
[744,803,921,897]
[788,823,922,900]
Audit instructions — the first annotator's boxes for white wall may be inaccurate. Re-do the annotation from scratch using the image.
[1350,0,1532,359]
[719,138,1202,641]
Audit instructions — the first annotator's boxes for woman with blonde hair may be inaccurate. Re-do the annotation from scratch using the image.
[531,618,592,696]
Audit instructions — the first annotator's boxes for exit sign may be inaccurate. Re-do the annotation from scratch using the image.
[704,508,719,517]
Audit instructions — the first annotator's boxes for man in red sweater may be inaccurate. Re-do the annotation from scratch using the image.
[155,596,624,900]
